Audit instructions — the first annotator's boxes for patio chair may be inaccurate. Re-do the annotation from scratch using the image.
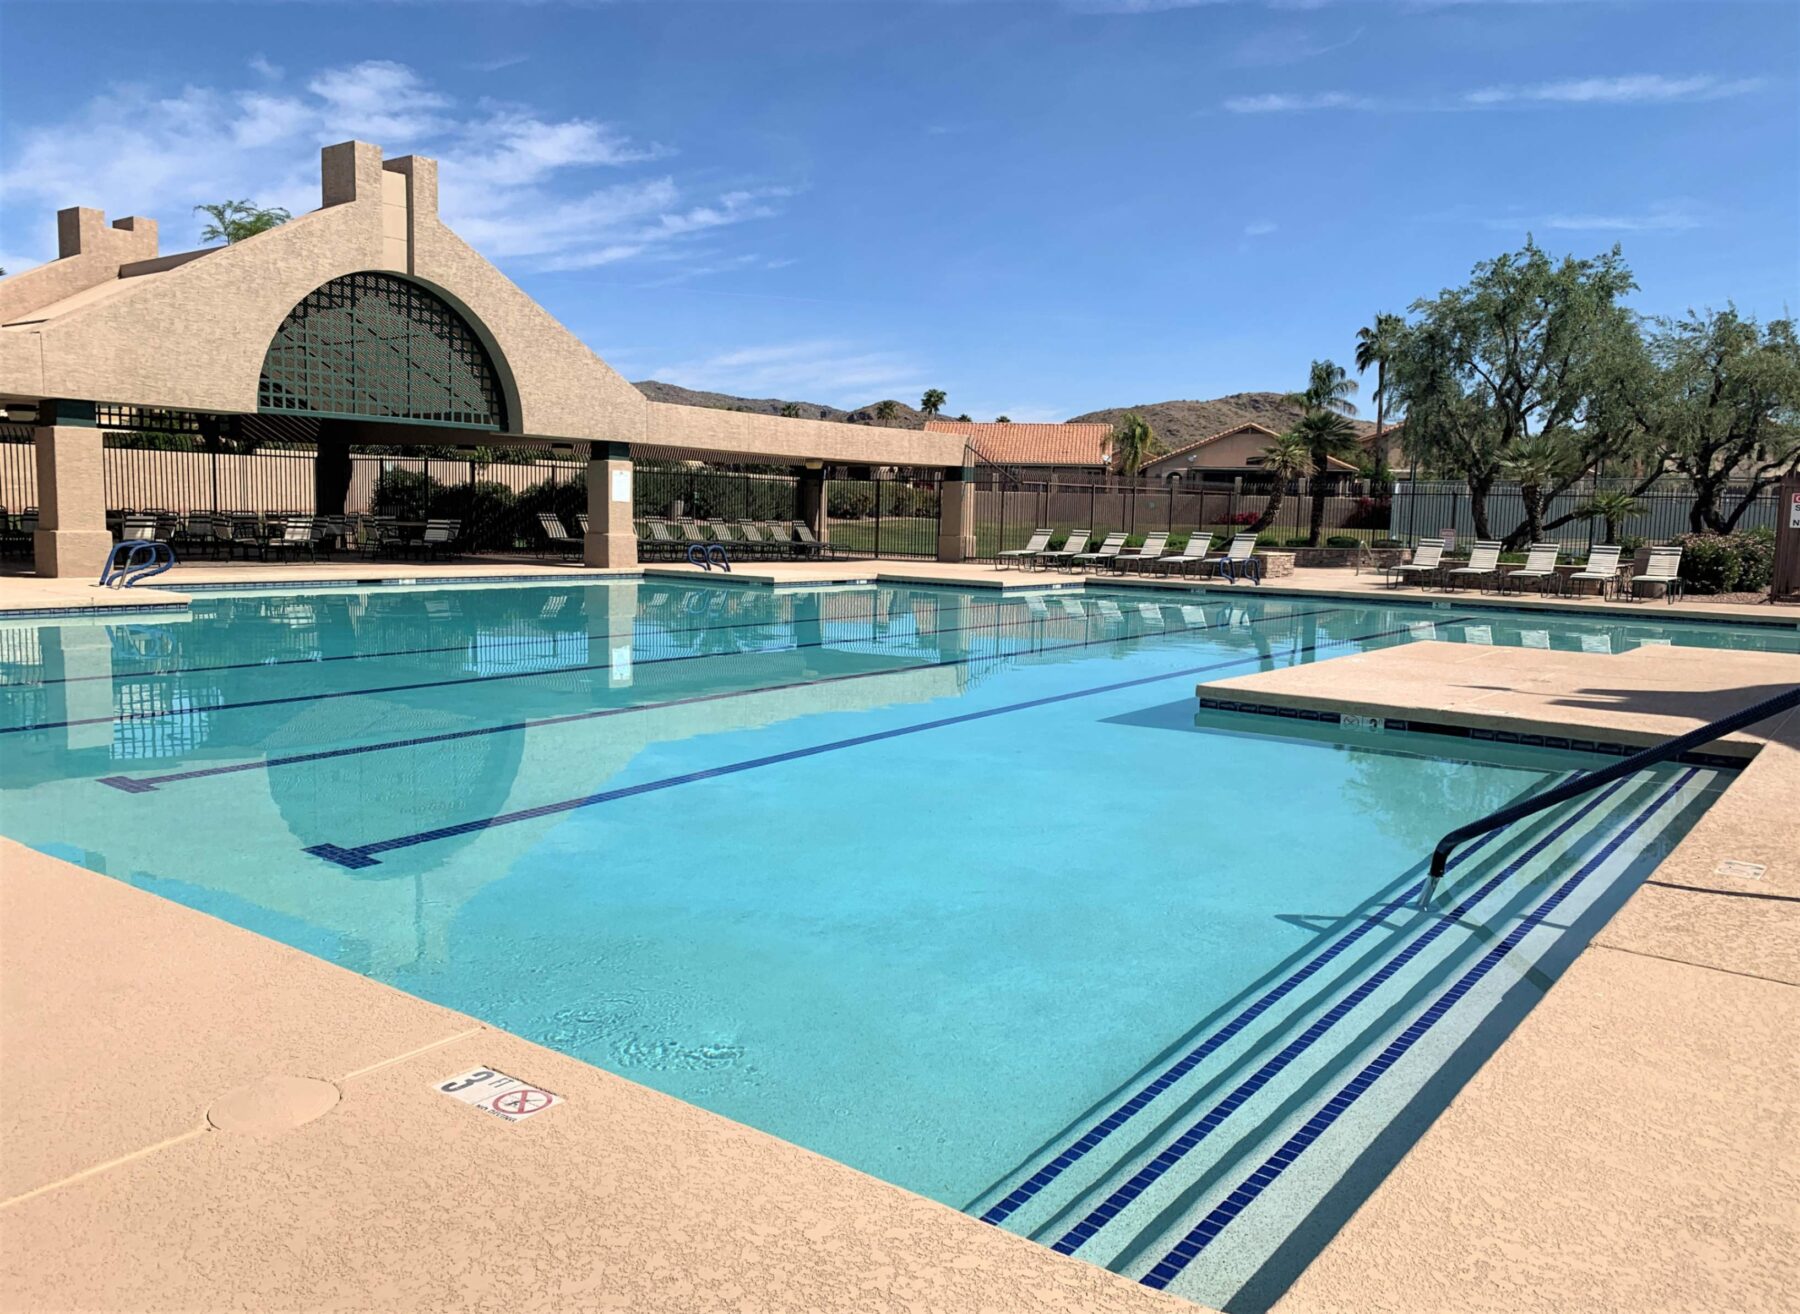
[736,522,788,559]
[1154,534,1213,577]
[1565,545,1624,598]
[574,513,590,535]
[1445,540,1504,592]
[1034,528,1089,571]
[1114,532,1170,574]
[121,513,160,542]
[1501,542,1561,595]
[1630,546,1684,603]
[1072,531,1130,571]
[707,521,755,556]
[262,516,318,562]
[994,528,1053,570]
[411,518,461,561]
[790,521,844,559]
[356,515,402,560]
[1384,538,1446,589]
[172,515,221,560]
[537,512,582,560]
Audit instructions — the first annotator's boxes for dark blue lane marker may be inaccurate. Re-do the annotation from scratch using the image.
[94,606,1345,793]
[1137,767,1700,1292]
[304,615,1463,870]
[1050,772,1642,1256]
[0,605,874,690]
[19,593,1276,739]
[974,772,1577,1229]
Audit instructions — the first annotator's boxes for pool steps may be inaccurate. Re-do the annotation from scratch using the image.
[968,768,1717,1310]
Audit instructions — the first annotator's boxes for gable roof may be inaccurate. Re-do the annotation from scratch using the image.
[1143,421,1359,473]
[923,419,1112,468]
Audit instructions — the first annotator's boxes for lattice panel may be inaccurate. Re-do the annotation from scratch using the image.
[258,273,504,429]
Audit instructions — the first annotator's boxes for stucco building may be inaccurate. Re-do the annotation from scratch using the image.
[0,141,978,577]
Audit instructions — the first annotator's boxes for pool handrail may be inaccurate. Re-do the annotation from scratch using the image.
[1420,682,1800,909]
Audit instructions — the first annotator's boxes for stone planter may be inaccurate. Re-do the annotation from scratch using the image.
[1285,547,1404,569]
[1256,550,1295,578]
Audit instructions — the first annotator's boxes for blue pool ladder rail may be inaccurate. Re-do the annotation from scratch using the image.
[1421,682,1799,908]
[98,539,178,588]
[686,543,731,572]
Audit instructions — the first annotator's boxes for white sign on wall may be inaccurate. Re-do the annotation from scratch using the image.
[611,469,632,504]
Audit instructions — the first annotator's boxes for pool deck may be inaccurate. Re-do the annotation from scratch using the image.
[2,559,1796,1311]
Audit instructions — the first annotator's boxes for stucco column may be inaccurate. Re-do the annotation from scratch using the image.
[936,466,978,563]
[798,463,828,543]
[32,410,113,579]
[584,442,638,569]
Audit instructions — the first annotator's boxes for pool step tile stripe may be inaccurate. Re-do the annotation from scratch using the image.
[971,769,1709,1299]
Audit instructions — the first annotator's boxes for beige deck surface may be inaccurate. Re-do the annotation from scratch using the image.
[0,842,1193,1314]
[1204,642,1800,1313]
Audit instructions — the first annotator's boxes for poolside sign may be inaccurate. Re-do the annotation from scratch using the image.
[436,1067,564,1123]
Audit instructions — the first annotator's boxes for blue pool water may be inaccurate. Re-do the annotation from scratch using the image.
[2,581,1791,1309]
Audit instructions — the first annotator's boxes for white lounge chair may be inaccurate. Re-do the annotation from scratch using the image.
[537,512,582,560]
[1502,542,1561,595]
[1630,546,1684,603]
[1445,541,1504,591]
[1072,531,1129,571]
[1114,532,1169,574]
[1036,529,1090,571]
[1210,534,1259,583]
[1155,535,1212,577]
[995,529,1053,570]
[1385,538,1446,588]
[1566,545,1624,598]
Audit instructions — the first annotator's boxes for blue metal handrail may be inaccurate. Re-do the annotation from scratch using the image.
[98,539,178,588]
[1421,682,1800,908]
[685,543,731,572]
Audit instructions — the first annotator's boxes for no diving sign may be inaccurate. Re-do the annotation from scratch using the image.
[436,1067,563,1124]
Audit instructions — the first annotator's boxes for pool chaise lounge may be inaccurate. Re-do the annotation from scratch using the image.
[995,529,1054,570]
[1154,535,1213,576]
[1115,532,1170,575]
[1501,542,1561,594]
[1072,532,1130,571]
[1035,529,1091,571]
[1385,537,1446,588]
[1446,541,1504,591]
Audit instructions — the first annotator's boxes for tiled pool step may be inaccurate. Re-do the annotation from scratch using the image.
[969,767,1719,1311]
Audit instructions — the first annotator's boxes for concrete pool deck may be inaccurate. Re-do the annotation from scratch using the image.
[1,562,1796,1311]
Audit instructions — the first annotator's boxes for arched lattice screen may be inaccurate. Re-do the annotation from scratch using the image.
[258,273,506,429]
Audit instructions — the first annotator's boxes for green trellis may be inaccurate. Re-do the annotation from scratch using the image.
[258,272,505,430]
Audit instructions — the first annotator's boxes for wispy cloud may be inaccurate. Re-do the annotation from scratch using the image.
[1488,202,1707,234]
[649,339,929,407]
[0,59,790,275]
[1224,91,1377,114]
[1465,74,1764,106]
[1243,220,1278,237]
[1232,26,1364,68]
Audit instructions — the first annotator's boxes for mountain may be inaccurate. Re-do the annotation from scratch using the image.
[1067,392,1376,451]
[632,382,1378,449]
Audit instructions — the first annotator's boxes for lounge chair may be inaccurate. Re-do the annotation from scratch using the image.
[639,519,682,559]
[1035,529,1090,571]
[995,529,1053,570]
[410,518,461,561]
[574,513,590,535]
[1501,542,1561,595]
[1114,532,1169,574]
[537,512,582,560]
[1629,546,1684,602]
[262,516,318,562]
[1212,534,1260,583]
[1445,541,1504,592]
[790,521,844,559]
[1071,531,1129,571]
[707,521,752,555]
[1385,538,1446,589]
[731,522,781,559]
[1566,545,1624,598]
[1155,534,1213,577]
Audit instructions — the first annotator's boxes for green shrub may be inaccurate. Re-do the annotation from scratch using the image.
[1673,529,1775,594]
[1283,535,1311,547]
[1325,535,1361,548]
[370,468,439,522]
[1373,537,1406,549]
[1255,532,1283,548]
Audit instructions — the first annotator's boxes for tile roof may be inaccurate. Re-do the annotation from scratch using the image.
[1143,421,1361,473]
[923,420,1113,468]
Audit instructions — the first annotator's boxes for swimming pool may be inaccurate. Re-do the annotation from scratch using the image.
[2,581,1790,1310]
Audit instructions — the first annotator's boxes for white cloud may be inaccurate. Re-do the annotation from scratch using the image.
[0,60,788,275]
[650,340,929,407]
[1223,91,1378,113]
[1243,220,1278,237]
[1465,74,1764,106]
[1493,203,1706,233]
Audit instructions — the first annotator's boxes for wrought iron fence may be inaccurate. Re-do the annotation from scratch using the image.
[1389,478,1781,550]
[825,474,941,558]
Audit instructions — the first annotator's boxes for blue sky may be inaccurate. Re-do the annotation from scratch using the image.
[1,1,1795,422]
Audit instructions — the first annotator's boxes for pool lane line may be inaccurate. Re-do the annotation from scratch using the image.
[1136,767,1701,1292]
[93,605,1345,792]
[18,593,1281,738]
[0,603,891,690]
[971,772,1578,1229]
[302,614,1467,870]
[1048,772,1646,1257]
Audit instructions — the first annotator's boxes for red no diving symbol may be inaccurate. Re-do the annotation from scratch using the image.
[490,1088,552,1117]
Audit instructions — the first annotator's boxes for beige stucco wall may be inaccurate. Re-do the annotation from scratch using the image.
[0,141,965,473]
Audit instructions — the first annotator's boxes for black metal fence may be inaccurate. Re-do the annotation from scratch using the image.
[1389,478,1781,550]
[825,473,941,558]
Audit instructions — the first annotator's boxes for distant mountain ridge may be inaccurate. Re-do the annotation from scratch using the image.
[632,381,1376,450]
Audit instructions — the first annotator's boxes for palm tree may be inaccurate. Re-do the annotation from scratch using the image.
[995,414,1011,423]
[1573,488,1646,546]
[194,199,291,244]
[1289,358,1359,419]
[1110,411,1158,476]
[1295,410,1364,545]
[1501,435,1580,546]
[873,399,900,426]
[919,388,946,417]
[1250,432,1312,533]
[1355,313,1404,480]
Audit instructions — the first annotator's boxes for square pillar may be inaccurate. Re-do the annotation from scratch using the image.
[798,463,828,542]
[936,466,978,563]
[584,442,638,568]
[32,410,113,579]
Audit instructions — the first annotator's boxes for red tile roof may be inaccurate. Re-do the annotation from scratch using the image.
[923,419,1113,468]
